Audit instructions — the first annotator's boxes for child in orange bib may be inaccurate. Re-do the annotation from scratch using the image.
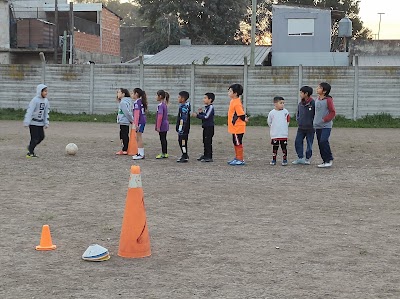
[227,84,248,166]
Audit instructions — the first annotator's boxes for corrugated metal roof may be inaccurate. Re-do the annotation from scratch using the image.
[357,56,400,66]
[144,45,271,66]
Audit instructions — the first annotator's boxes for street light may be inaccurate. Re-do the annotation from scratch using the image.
[377,12,385,40]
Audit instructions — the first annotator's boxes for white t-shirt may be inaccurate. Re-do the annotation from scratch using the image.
[267,108,290,139]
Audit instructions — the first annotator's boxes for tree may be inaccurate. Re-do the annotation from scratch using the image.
[240,0,371,45]
[139,15,185,54]
[105,0,142,26]
[137,0,247,53]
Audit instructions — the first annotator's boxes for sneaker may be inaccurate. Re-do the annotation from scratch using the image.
[317,160,333,168]
[156,153,169,159]
[132,154,144,160]
[227,158,237,164]
[304,159,311,165]
[282,160,288,166]
[229,159,245,166]
[116,150,128,155]
[177,156,189,163]
[197,155,205,161]
[292,158,305,165]
[26,152,39,158]
[270,160,276,165]
[201,158,213,162]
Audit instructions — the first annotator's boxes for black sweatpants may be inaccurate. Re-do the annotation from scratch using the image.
[178,134,189,158]
[28,125,45,154]
[120,125,130,151]
[159,131,168,154]
[203,126,214,158]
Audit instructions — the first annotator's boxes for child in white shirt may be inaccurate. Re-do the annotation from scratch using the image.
[267,96,290,166]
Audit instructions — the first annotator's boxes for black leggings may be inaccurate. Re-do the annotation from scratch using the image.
[28,125,45,154]
[159,131,167,154]
[120,125,130,151]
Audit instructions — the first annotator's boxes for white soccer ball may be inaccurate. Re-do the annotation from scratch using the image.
[65,143,78,155]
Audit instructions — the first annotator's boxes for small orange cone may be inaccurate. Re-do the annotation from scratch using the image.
[127,127,138,156]
[36,225,56,251]
[118,165,151,258]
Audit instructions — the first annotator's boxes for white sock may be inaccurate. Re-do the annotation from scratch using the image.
[139,148,144,156]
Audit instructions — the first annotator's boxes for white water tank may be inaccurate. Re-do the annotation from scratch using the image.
[338,17,352,37]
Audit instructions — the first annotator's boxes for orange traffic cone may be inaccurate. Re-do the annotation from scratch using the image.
[118,165,151,258]
[127,127,138,156]
[36,225,57,251]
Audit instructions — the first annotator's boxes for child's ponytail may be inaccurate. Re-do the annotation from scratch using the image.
[134,87,148,112]
[165,92,170,104]
[142,90,148,112]
[157,90,169,104]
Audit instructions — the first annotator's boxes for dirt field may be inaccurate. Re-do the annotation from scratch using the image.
[0,120,399,299]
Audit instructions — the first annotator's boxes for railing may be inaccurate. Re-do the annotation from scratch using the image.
[74,16,100,36]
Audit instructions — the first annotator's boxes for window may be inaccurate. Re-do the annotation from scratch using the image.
[288,19,314,36]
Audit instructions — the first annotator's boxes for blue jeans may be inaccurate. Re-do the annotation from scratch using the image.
[316,128,333,163]
[294,129,315,159]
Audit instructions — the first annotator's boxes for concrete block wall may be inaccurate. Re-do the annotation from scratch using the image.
[0,0,10,48]
[0,64,399,119]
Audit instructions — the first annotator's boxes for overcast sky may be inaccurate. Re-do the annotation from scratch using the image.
[359,0,400,39]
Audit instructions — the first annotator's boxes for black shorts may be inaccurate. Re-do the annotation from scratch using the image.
[232,134,244,146]
[271,139,288,146]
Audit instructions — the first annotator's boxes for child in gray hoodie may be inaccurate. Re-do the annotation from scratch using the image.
[116,88,133,155]
[23,84,50,158]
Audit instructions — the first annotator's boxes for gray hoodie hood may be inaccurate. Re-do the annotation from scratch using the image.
[36,84,47,98]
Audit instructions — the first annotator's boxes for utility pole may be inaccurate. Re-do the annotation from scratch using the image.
[250,0,256,67]
[62,30,67,64]
[53,0,58,63]
[69,2,74,64]
[377,12,385,40]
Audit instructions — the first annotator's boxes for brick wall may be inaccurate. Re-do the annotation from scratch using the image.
[74,31,101,54]
[101,8,120,56]
[73,7,120,60]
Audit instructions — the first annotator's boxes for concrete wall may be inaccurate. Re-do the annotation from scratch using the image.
[350,40,400,56]
[74,49,121,64]
[0,64,399,119]
[0,1,10,48]
[0,0,10,64]
[272,52,349,66]
[272,5,331,53]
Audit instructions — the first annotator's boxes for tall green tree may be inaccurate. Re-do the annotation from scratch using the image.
[137,0,247,53]
[240,0,371,45]
[105,0,142,26]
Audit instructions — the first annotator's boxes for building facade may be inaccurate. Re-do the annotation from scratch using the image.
[0,0,121,64]
[271,4,348,66]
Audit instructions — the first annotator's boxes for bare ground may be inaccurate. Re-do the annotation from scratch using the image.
[0,120,399,299]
